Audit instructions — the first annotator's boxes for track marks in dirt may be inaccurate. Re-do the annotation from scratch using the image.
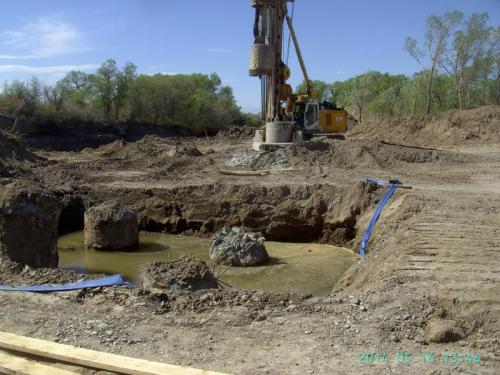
[401,194,500,334]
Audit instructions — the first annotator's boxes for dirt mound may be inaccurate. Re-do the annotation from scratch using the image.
[293,139,469,170]
[90,136,202,164]
[167,143,202,157]
[217,126,255,140]
[349,105,500,147]
[77,136,202,173]
[0,130,42,177]
[140,256,218,294]
[225,148,290,170]
[226,139,465,171]
[0,117,191,151]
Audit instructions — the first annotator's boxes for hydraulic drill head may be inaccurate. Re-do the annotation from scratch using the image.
[249,0,274,76]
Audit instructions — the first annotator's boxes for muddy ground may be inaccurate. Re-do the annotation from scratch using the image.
[0,106,499,374]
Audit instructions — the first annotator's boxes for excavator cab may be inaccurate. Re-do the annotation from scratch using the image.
[293,100,319,131]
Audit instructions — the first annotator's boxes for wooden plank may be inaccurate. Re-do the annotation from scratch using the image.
[0,349,79,375]
[0,332,229,375]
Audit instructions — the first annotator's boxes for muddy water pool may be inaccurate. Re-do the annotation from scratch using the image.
[58,231,358,296]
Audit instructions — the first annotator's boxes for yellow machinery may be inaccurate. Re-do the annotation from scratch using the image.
[249,0,348,146]
[319,108,348,133]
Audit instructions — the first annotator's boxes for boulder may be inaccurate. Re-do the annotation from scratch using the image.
[0,183,62,268]
[167,142,202,157]
[140,256,217,294]
[426,319,465,343]
[84,201,138,251]
[209,227,269,266]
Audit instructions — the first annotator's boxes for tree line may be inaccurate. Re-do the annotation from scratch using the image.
[297,11,499,123]
[0,11,497,129]
[0,59,242,133]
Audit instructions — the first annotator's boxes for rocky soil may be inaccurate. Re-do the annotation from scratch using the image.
[209,227,269,266]
[140,256,218,293]
[0,107,499,374]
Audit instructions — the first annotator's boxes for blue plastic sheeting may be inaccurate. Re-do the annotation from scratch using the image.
[359,178,401,256]
[0,274,130,293]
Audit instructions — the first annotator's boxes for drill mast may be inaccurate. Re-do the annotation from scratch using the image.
[249,0,349,146]
[250,0,294,122]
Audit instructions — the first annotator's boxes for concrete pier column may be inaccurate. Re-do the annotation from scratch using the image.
[0,183,62,268]
[84,201,139,251]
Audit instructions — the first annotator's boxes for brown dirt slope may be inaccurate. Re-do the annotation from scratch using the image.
[349,105,500,147]
[0,130,42,177]
[80,136,202,170]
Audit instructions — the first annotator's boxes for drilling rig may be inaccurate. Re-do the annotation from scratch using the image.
[249,0,348,149]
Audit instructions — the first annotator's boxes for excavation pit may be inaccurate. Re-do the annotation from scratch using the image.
[51,177,385,295]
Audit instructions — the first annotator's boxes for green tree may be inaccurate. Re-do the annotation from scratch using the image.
[114,62,137,120]
[92,59,118,119]
[404,11,462,114]
[126,72,239,132]
[296,80,333,102]
[2,77,43,116]
[474,26,500,105]
[347,72,379,123]
[59,71,94,113]
[445,13,490,109]
[43,83,65,114]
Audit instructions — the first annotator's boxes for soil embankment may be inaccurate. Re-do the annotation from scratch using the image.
[0,117,191,151]
[349,105,500,147]
[0,130,43,177]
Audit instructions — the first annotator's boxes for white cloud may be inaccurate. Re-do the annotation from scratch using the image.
[0,54,38,60]
[144,71,179,76]
[335,70,346,75]
[0,64,99,74]
[0,16,88,59]
[206,48,229,53]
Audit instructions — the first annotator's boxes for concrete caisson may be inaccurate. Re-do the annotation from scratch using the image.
[0,183,62,268]
[84,201,139,251]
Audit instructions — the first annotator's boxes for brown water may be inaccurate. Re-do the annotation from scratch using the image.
[58,231,359,296]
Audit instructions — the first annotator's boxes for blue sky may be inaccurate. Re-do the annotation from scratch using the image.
[0,0,498,112]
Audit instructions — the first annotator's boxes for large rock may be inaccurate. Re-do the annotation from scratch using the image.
[84,201,138,251]
[426,319,465,343]
[209,227,269,266]
[0,183,61,268]
[140,256,217,294]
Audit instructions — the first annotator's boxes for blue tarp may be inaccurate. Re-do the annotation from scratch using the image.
[0,274,130,293]
[359,177,401,257]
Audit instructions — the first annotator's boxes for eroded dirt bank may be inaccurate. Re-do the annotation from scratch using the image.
[0,107,499,374]
[348,105,500,148]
